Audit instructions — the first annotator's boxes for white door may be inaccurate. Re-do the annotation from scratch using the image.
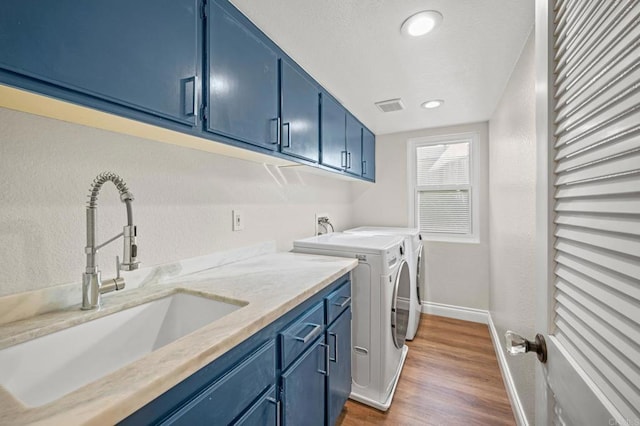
[534,1,640,425]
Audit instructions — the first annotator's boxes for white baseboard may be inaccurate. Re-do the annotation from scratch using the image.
[487,314,528,426]
[421,301,488,324]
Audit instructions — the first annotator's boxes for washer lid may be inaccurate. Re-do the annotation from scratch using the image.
[293,232,405,255]
[345,226,421,246]
[345,226,420,237]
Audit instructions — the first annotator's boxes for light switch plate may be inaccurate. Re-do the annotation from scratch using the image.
[232,210,244,231]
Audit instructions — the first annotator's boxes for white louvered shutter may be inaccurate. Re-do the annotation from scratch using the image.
[552,0,640,420]
[416,141,472,235]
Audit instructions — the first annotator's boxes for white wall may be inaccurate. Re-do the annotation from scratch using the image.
[351,122,490,310]
[0,107,354,297]
[489,31,536,423]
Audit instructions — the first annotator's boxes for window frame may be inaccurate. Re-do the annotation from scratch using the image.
[407,132,480,244]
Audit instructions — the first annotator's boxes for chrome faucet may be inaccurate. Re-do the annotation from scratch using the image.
[82,172,139,310]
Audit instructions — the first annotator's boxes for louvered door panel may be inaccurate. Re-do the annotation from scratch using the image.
[552,0,640,422]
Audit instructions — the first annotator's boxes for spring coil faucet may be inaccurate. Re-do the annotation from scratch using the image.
[82,172,139,310]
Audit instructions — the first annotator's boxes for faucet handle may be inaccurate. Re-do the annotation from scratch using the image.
[115,256,121,279]
[111,255,125,290]
[100,256,126,294]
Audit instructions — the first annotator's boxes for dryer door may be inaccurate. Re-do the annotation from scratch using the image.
[390,260,410,349]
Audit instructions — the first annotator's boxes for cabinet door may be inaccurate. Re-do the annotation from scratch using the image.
[320,93,346,171]
[234,386,278,425]
[281,339,327,426]
[345,113,363,176]
[208,1,279,149]
[0,0,200,126]
[362,128,376,181]
[326,309,352,426]
[281,60,320,162]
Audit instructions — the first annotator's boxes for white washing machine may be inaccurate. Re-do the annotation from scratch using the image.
[345,227,423,340]
[293,233,410,411]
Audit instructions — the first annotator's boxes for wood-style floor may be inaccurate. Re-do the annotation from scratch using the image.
[338,314,515,426]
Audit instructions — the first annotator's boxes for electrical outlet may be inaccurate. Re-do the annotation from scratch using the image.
[315,212,330,235]
[232,210,244,231]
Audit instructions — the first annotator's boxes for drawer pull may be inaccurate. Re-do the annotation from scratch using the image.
[332,296,351,308]
[294,323,322,344]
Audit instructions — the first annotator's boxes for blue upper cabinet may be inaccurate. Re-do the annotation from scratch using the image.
[321,92,376,181]
[362,127,376,181]
[207,0,279,150]
[0,0,200,127]
[320,93,347,171]
[345,113,363,177]
[0,0,374,181]
[280,60,320,163]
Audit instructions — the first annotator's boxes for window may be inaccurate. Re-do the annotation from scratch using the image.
[408,133,479,243]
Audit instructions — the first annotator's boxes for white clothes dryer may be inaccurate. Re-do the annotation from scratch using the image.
[293,233,410,411]
[345,227,423,340]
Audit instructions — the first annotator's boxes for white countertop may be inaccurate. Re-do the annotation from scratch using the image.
[0,252,357,425]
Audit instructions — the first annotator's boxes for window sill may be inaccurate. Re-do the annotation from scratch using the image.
[421,235,480,244]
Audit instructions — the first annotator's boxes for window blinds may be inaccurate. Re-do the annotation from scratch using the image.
[416,142,470,186]
[552,0,640,420]
[418,190,471,234]
[416,141,471,235]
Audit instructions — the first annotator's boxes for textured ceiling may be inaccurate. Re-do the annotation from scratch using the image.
[230,0,534,135]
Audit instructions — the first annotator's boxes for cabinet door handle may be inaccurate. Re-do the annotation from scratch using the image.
[183,76,197,118]
[332,296,351,308]
[270,117,280,145]
[347,152,352,169]
[266,396,281,426]
[294,323,322,343]
[362,160,367,175]
[282,122,292,148]
[341,150,347,168]
[318,343,329,376]
[329,332,338,363]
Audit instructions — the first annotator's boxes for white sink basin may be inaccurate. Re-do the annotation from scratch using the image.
[0,292,244,407]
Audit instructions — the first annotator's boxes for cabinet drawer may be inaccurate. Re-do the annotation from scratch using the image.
[280,302,324,370]
[161,340,276,425]
[325,281,351,326]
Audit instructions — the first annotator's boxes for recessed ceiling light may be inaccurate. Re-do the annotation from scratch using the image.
[421,99,444,109]
[401,10,443,37]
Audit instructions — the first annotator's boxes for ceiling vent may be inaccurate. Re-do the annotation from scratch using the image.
[375,98,405,113]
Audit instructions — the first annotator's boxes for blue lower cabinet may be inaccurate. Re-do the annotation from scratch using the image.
[326,308,352,426]
[160,341,276,425]
[281,337,328,426]
[280,302,324,369]
[235,386,278,425]
[120,275,351,426]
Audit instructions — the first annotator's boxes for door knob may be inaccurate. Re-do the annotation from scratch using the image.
[505,331,547,363]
